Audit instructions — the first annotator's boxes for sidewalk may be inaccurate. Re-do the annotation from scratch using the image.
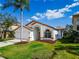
[0,39,26,48]
[0,57,5,59]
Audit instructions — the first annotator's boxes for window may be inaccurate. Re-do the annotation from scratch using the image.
[77,25,79,30]
[44,29,51,38]
[77,17,79,30]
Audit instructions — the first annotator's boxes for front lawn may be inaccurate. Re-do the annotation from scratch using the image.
[0,41,79,59]
[53,50,79,59]
[0,41,55,59]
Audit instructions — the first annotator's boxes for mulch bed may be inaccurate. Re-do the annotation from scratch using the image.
[15,41,28,45]
[37,40,56,44]
[14,40,56,45]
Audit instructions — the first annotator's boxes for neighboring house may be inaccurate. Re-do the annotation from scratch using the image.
[0,24,3,38]
[0,23,2,38]
[11,20,64,41]
[72,14,79,31]
[72,14,79,41]
[56,27,64,39]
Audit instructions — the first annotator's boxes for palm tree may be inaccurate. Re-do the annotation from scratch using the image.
[1,0,30,41]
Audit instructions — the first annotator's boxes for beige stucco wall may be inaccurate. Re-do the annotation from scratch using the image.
[14,27,30,40]
[73,15,79,31]
[14,23,58,41]
[29,31,35,41]
[31,23,57,41]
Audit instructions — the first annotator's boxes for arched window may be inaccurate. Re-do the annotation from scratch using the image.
[44,29,51,38]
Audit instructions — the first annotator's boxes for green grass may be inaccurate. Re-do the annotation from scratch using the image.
[0,41,55,59]
[0,41,79,59]
[53,50,79,59]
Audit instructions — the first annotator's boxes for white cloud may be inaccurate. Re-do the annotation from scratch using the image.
[45,2,79,19]
[59,8,71,13]
[27,2,79,21]
[45,10,64,19]
[74,11,79,14]
[74,0,79,2]
[36,13,45,18]
[69,11,79,19]
[75,11,79,14]
[66,2,79,8]
[31,16,40,20]
[69,16,72,18]
[30,13,45,20]
[27,19,31,22]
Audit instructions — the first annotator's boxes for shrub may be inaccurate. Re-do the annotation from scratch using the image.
[59,30,79,43]
[0,38,12,42]
[8,31,15,38]
[0,37,4,41]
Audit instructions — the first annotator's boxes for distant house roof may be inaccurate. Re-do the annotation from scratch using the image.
[72,13,79,20]
[25,20,57,30]
[56,28,65,30]
[73,13,79,16]
[55,26,65,30]
[10,24,20,31]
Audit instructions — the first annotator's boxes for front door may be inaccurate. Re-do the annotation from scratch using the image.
[35,27,40,40]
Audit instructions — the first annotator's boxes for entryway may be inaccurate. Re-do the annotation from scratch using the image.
[35,27,40,40]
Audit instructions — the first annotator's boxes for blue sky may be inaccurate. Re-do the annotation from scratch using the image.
[0,0,79,27]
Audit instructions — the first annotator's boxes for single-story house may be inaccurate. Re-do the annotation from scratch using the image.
[56,27,64,39]
[11,20,64,41]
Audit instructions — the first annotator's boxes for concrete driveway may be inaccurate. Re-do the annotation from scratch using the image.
[0,57,5,59]
[0,39,27,48]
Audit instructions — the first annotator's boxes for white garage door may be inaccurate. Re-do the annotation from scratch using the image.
[14,27,30,40]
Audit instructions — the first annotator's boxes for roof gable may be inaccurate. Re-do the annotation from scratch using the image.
[25,20,57,30]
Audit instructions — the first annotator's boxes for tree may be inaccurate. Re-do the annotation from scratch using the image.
[60,25,79,43]
[1,0,30,41]
[0,14,4,39]
[3,14,17,30]
[0,14,18,39]
[64,25,73,37]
